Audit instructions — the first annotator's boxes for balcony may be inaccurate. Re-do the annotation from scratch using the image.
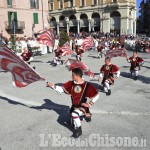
[5,21,25,30]
[108,2,120,9]
[62,6,77,15]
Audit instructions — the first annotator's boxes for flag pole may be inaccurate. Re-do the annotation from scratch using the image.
[45,80,61,95]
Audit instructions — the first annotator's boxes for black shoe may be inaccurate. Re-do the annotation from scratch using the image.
[33,66,36,70]
[72,126,82,138]
[52,63,57,67]
[106,89,111,96]
[134,76,138,80]
[85,116,91,122]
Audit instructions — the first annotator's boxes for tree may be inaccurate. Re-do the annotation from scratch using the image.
[59,29,70,46]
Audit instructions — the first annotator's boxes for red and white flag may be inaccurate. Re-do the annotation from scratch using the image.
[105,48,127,58]
[37,28,55,48]
[81,37,93,51]
[0,44,44,87]
[65,59,95,78]
[145,48,150,53]
[59,42,73,57]
[99,42,106,48]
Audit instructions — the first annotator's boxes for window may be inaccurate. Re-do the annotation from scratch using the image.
[8,12,18,28]
[93,0,98,5]
[33,13,39,24]
[30,0,39,9]
[49,0,54,10]
[50,2,54,10]
[7,0,12,7]
[80,0,85,6]
[59,0,63,9]
[70,0,74,7]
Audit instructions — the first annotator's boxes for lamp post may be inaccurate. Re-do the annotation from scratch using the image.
[12,18,17,51]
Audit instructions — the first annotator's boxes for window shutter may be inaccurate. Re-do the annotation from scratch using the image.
[33,13,39,24]
[14,12,17,21]
[8,11,11,26]
[7,0,12,7]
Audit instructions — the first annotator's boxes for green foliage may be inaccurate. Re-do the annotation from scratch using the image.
[59,29,70,46]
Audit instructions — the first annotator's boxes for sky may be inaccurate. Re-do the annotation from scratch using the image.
[136,0,143,16]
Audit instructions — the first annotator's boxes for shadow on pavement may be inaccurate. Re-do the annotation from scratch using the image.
[121,72,150,84]
[31,60,43,63]
[0,95,74,133]
[121,66,130,69]
[31,99,74,133]
[142,65,150,69]
[0,96,27,107]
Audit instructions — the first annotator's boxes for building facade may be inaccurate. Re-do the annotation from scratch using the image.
[0,0,49,39]
[48,0,137,35]
[139,0,150,35]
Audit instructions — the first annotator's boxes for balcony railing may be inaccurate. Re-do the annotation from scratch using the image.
[62,6,77,14]
[5,21,25,30]
[108,2,120,8]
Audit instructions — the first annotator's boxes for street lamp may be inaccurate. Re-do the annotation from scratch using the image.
[12,18,17,51]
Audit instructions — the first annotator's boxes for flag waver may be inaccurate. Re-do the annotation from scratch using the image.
[37,29,55,48]
[145,48,150,53]
[65,59,95,78]
[81,37,93,51]
[58,42,73,57]
[105,48,127,58]
[0,44,44,87]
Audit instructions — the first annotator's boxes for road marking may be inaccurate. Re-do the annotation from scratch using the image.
[92,110,150,116]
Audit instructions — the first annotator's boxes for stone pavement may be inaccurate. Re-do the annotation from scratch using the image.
[0,50,149,150]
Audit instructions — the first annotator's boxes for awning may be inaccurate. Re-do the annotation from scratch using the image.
[50,21,56,27]
[69,19,77,27]
[91,18,100,27]
[59,21,67,27]
[80,19,88,27]
[110,17,120,30]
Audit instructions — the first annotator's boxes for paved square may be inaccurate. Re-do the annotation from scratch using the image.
[0,50,149,150]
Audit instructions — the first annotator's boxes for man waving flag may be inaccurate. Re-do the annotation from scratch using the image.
[0,43,44,87]
[105,48,127,58]
[65,59,95,78]
[58,42,73,57]
[81,37,93,51]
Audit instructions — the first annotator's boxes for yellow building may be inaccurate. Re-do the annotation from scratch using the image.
[48,0,136,35]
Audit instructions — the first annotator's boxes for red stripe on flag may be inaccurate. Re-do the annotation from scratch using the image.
[0,44,44,87]
[37,29,55,48]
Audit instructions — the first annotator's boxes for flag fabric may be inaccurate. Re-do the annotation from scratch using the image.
[37,29,55,48]
[0,44,44,87]
[145,48,150,53]
[58,42,73,57]
[65,59,95,78]
[99,42,106,48]
[81,37,93,51]
[105,48,127,58]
